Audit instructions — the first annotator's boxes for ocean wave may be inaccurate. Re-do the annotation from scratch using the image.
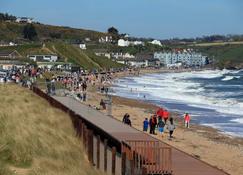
[222,76,241,81]
[114,69,243,117]
[231,118,243,124]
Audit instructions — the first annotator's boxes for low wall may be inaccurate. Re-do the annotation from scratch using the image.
[32,86,172,175]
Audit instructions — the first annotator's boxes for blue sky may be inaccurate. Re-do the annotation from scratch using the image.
[0,0,243,39]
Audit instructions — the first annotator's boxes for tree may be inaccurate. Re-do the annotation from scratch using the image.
[0,13,16,21]
[23,24,37,40]
[107,27,119,36]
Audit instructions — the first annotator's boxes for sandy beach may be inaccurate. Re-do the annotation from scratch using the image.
[82,68,243,175]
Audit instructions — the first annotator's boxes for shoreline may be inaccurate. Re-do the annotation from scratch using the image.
[112,68,243,139]
[84,67,243,175]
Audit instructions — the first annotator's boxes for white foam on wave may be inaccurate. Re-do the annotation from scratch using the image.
[114,69,243,117]
[231,118,243,124]
[222,76,241,81]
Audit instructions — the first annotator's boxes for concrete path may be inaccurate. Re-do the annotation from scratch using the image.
[53,96,228,175]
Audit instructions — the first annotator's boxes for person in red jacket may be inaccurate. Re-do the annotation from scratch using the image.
[184,113,191,128]
[163,110,169,124]
[156,108,164,119]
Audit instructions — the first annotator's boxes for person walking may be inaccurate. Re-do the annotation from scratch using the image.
[149,116,153,134]
[167,118,176,139]
[158,118,165,137]
[149,115,157,135]
[143,118,149,132]
[123,113,131,126]
[184,113,191,128]
[163,110,170,124]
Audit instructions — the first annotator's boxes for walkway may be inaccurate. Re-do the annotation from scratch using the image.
[53,96,228,175]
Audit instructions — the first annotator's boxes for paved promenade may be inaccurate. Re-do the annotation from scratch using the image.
[53,96,228,175]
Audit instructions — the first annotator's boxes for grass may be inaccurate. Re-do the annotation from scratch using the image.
[45,42,100,69]
[190,41,243,47]
[0,84,102,175]
[45,42,123,70]
[0,21,104,42]
[0,41,123,70]
[194,44,243,68]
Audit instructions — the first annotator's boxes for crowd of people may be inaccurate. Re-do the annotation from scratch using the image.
[123,107,191,140]
[0,66,46,88]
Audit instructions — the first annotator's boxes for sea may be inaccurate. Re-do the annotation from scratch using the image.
[111,69,243,137]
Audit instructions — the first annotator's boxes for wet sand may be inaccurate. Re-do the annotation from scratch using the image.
[84,68,243,175]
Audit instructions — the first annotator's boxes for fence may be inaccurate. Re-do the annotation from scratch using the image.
[32,86,172,175]
[123,141,172,175]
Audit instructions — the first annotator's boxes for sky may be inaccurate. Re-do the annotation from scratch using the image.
[0,0,243,39]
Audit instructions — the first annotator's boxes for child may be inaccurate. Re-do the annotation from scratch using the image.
[143,118,149,132]
[167,118,176,139]
[158,118,165,137]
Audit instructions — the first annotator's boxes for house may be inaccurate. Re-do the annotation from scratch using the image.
[99,36,113,43]
[118,39,144,47]
[135,53,153,60]
[0,50,22,59]
[130,41,144,46]
[118,39,130,47]
[94,49,111,59]
[28,55,58,62]
[146,58,160,67]
[150,40,162,46]
[85,38,91,42]
[154,51,207,67]
[95,52,111,59]
[16,17,33,23]
[116,58,160,68]
[79,43,86,50]
[111,52,135,59]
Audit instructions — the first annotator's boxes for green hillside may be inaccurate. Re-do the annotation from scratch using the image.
[195,44,243,68]
[0,21,105,42]
[0,42,123,70]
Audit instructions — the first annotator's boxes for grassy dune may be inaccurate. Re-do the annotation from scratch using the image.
[0,84,101,175]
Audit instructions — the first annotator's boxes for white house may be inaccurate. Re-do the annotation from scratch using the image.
[118,39,130,47]
[150,40,162,46]
[116,58,160,68]
[130,41,144,46]
[85,38,91,42]
[28,55,58,62]
[111,52,135,59]
[99,36,113,43]
[16,17,33,23]
[128,59,146,67]
[79,43,86,50]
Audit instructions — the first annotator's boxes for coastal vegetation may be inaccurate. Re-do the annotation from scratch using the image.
[194,44,243,69]
[0,84,102,175]
[0,42,123,70]
[0,19,105,42]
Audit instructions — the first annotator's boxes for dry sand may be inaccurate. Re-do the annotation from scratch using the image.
[82,68,243,175]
